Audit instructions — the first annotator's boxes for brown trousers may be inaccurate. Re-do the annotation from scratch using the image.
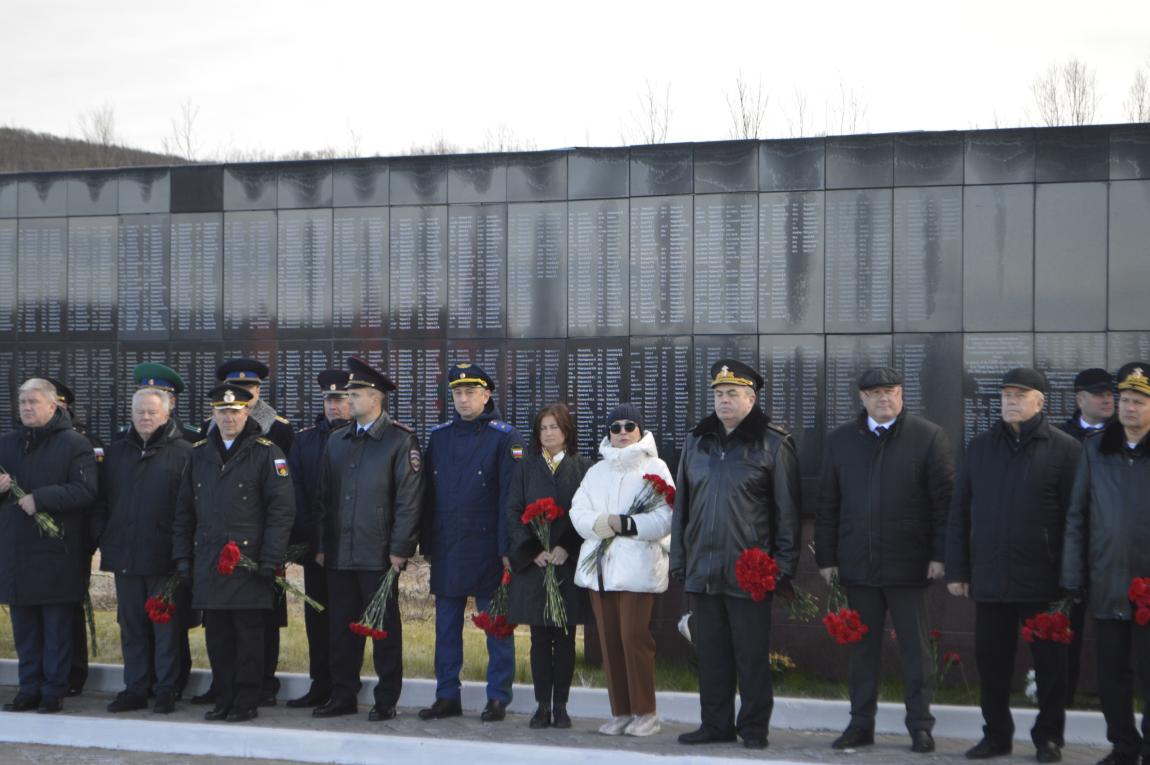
[589,590,656,716]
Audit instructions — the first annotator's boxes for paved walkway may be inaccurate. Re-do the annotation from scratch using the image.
[0,686,1115,765]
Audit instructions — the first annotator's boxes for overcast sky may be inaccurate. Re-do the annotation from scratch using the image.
[2,0,1148,159]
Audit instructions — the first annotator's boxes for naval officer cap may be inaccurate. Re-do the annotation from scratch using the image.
[317,369,351,398]
[133,362,186,395]
[208,383,255,410]
[45,377,75,407]
[447,362,495,391]
[215,358,269,384]
[857,367,904,391]
[345,357,396,392]
[709,359,763,392]
[1118,364,1150,398]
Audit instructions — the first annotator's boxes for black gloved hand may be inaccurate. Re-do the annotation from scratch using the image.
[1060,587,1085,605]
[175,558,192,583]
[670,568,685,584]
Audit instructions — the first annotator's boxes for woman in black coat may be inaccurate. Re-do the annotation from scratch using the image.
[505,402,591,730]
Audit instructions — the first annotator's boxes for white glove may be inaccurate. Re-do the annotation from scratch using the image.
[592,514,616,540]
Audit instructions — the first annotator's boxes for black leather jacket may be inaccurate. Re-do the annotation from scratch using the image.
[1062,420,1150,620]
[317,412,424,571]
[671,406,801,597]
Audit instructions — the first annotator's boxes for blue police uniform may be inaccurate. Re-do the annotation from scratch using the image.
[422,364,525,707]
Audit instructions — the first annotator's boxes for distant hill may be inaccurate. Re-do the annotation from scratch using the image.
[0,126,187,174]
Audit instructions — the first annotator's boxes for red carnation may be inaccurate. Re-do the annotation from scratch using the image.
[217,540,243,575]
[501,569,512,587]
[943,650,962,665]
[929,629,942,640]
[735,548,779,602]
[1137,607,1150,627]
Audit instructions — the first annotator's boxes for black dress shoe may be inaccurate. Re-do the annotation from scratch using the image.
[191,688,217,705]
[1037,741,1062,763]
[678,727,738,745]
[911,730,936,754]
[204,705,230,721]
[286,688,330,709]
[107,692,148,713]
[832,728,875,749]
[743,736,768,749]
[529,704,551,729]
[313,699,358,718]
[552,704,571,729]
[965,738,1012,759]
[418,698,462,720]
[153,691,176,715]
[368,705,396,721]
[226,706,258,723]
[257,691,277,707]
[1096,751,1140,765]
[481,699,506,722]
[3,694,41,712]
[36,697,62,714]
[66,686,83,697]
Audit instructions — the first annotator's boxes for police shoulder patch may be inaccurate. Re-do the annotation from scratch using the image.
[408,448,422,472]
[273,458,290,477]
[93,447,105,462]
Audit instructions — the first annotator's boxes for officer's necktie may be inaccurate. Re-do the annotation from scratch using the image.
[875,426,887,439]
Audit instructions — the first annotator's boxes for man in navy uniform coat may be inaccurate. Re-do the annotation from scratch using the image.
[284,370,350,709]
[419,362,525,723]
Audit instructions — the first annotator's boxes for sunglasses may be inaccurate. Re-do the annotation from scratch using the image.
[609,421,639,434]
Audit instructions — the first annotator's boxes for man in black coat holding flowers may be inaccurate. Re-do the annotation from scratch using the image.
[173,383,294,724]
[671,359,801,750]
[815,367,955,754]
[947,368,1081,763]
[313,357,424,722]
[1062,364,1150,765]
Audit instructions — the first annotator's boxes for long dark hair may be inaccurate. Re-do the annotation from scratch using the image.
[530,402,579,457]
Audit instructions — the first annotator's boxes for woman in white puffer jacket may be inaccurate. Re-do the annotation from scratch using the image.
[570,403,673,739]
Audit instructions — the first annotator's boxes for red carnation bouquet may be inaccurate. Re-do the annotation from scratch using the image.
[823,574,869,645]
[1021,598,1074,644]
[1130,577,1150,625]
[472,567,516,640]
[580,473,674,578]
[0,465,61,538]
[145,574,181,624]
[735,547,778,601]
[522,497,568,629]
[216,540,325,612]
[350,567,398,640]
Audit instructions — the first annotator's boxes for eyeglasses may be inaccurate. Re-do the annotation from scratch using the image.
[609,421,638,434]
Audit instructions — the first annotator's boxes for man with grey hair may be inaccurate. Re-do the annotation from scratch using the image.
[101,386,194,714]
[0,378,99,714]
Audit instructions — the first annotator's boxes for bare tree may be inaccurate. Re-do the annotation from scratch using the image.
[1031,58,1100,126]
[400,135,463,156]
[625,79,672,144]
[826,78,868,135]
[480,124,537,153]
[725,71,768,139]
[1126,65,1150,123]
[784,87,814,138]
[161,98,200,161]
[346,125,362,158]
[77,102,117,146]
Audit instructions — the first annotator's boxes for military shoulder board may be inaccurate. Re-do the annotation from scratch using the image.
[487,420,512,433]
[193,439,208,448]
[766,422,790,437]
[275,415,290,425]
[431,422,452,433]
[255,437,275,447]
[392,420,414,433]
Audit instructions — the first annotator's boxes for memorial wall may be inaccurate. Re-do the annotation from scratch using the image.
[2,126,1150,507]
